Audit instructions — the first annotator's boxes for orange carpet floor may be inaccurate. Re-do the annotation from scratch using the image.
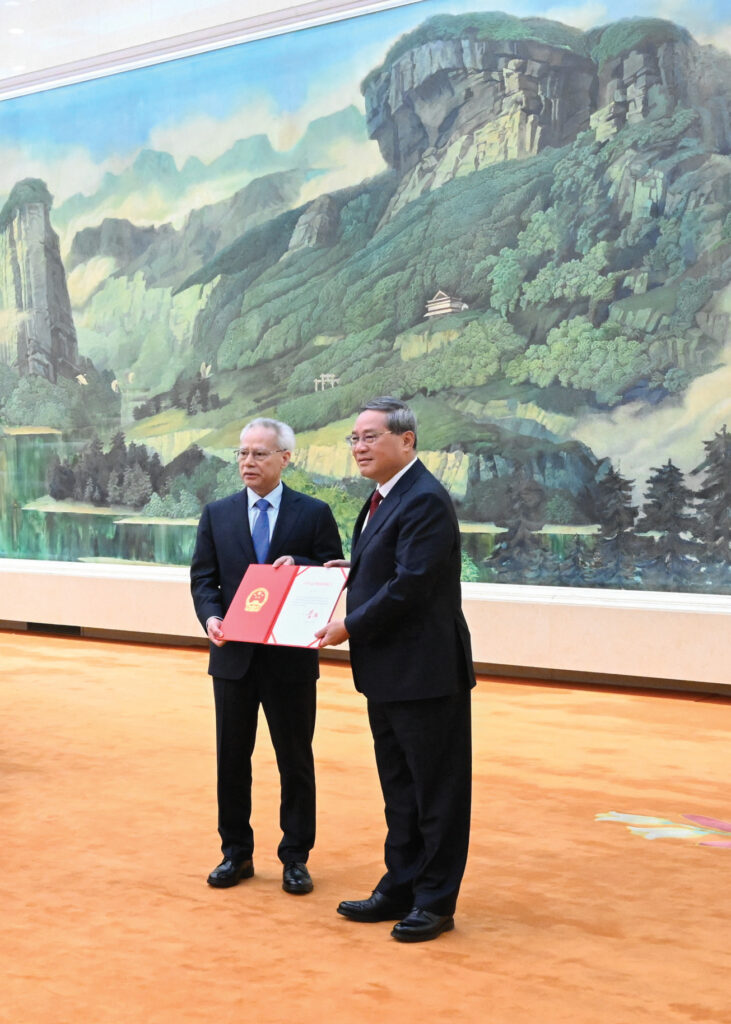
[1,630,730,1024]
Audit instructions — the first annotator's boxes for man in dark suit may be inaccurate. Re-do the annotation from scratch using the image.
[316,397,474,942]
[191,417,342,896]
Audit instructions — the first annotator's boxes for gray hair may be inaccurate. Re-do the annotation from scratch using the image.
[240,417,295,452]
[360,396,417,449]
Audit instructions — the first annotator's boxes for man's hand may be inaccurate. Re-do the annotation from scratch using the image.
[207,617,227,647]
[315,618,349,648]
[272,555,295,568]
[323,559,351,568]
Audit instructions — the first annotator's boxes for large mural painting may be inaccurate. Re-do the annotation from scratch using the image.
[0,0,729,592]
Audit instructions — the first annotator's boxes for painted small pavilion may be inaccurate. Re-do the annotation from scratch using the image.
[424,290,469,318]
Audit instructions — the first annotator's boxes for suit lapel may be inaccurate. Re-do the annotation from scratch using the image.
[234,483,297,564]
[233,489,256,563]
[268,483,296,558]
[350,460,423,568]
[351,496,371,552]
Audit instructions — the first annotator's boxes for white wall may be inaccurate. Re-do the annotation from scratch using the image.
[1,561,729,693]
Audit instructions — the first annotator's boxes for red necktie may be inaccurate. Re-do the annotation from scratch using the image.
[369,489,383,519]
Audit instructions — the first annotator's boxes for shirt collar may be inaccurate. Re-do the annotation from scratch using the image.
[247,481,283,509]
[377,457,418,499]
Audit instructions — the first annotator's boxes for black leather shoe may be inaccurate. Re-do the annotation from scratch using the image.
[337,891,411,922]
[206,858,254,888]
[391,908,455,942]
[282,861,313,894]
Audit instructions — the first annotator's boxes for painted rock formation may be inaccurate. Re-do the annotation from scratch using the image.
[0,179,81,382]
[362,16,731,223]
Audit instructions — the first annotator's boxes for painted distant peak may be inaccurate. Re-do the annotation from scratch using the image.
[132,149,178,177]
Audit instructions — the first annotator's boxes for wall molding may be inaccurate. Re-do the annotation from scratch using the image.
[0,0,421,100]
[461,581,731,616]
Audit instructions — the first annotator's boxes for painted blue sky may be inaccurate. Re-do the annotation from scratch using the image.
[1,0,728,200]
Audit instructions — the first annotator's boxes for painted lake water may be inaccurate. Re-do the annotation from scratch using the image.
[0,430,197,565]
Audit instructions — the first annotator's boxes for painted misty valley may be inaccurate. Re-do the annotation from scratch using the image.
[0,4,729,592]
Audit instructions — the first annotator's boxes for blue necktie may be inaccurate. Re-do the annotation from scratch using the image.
[251,498,271,563]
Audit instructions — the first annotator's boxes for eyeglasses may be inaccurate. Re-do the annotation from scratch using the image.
[233,448,285,461]
[344,431,392,448]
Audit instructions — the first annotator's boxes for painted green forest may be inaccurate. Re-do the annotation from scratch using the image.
[0,8,729,591]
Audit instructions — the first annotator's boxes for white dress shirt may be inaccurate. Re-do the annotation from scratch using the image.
[206,482,284,631]
[362,457,417,531]
[247,481,283,537]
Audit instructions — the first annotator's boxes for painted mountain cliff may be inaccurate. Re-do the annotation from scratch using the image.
[0,10,729,588]
[0,179,83,382]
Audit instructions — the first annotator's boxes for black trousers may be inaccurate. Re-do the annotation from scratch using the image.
[367,688,472,916]
[213,651,317,864]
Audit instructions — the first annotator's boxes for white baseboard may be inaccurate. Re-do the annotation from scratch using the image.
[1,558,728,691]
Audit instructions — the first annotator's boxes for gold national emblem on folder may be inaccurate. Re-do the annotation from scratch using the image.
[245,587,269,613]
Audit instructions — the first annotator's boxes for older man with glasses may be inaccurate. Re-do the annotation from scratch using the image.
[317,397,475,942]
[191,417,342,897]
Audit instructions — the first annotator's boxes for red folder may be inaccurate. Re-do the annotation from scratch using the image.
[221,564,296,644]
[220,564,347,647]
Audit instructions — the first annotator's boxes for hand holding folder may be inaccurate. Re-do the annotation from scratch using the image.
[221,564,348,648]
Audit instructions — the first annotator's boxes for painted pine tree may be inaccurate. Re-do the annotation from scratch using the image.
[557,534,594,587]
[691,424,731,591]
[636,459,699,588]
[594,466,638,587]
[487,468,555,582]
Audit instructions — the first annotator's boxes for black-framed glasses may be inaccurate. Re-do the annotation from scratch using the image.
[233,448,285,461]
[344,431,392,448]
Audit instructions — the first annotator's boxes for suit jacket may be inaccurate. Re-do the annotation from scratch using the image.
[344,459,475,702]
[190,482,343,680]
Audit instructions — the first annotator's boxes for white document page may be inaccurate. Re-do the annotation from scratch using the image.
[268,566,347,647]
